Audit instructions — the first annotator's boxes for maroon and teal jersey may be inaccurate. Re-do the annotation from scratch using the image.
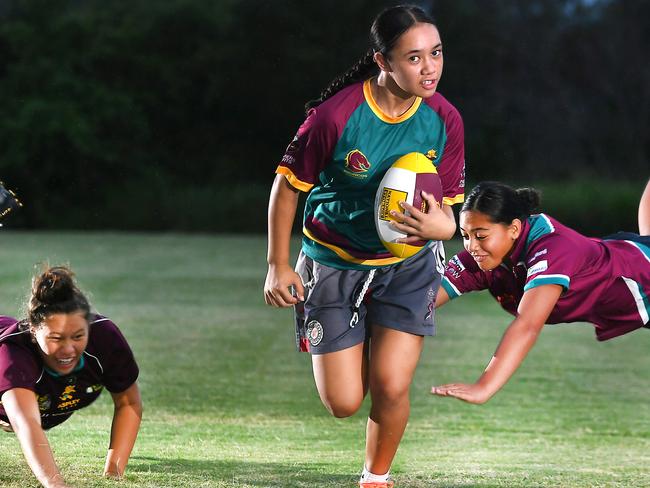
[0,314,139,429]
[441,214,650,341]
[277,79,465,270]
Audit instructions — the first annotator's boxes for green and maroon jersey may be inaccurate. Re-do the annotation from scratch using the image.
[277,79,465,270]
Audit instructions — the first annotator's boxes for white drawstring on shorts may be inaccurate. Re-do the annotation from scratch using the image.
[349,268,376,328]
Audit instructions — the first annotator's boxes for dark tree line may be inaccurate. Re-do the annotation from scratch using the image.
[0,0,647,232]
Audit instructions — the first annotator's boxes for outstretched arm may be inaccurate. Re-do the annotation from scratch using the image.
[104,382,142,479]
[264,175,305,307]
[2,388,71,488]
[432,284,562,404]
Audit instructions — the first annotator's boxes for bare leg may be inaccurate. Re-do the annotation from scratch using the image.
[639,179,650,236]
[311,341,368,417]
[364,325,424,475]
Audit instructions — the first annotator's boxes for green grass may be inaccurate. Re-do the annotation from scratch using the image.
[1,232,649,487]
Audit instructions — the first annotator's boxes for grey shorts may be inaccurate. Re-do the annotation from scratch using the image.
[294,248,442,354]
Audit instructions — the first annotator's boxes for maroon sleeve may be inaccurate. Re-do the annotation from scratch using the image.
[441,251,488,298]
[87,318,139,393]
[275,108,338,192]
[275,83,364,192]
[425,94,465,206]
[0,343,40,397]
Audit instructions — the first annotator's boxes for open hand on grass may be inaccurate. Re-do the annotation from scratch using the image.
[431,382,492,404]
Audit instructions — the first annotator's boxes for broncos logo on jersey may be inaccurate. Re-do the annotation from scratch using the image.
[344,149,371,174]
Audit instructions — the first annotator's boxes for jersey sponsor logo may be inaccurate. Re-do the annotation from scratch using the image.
[306,320,323,347]
[526,259,548,278]
[281,154,296,166]
[344,149,371,177]
[528,248,548,263]
[426,149,438,160]
[37,394,51,411]
[57,385,80,410]
[86,384,103,394]
[281,135,300,166]
[445,255,465,279]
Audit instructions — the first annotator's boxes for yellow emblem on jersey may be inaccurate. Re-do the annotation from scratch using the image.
[426,149,437,160]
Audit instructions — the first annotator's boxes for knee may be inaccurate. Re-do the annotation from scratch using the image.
[370,379,410,406]
[320,394,363,418]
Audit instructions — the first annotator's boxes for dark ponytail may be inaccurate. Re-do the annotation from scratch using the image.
[462,181,541,224]
[305,4,436,113]
[22,265,91,330]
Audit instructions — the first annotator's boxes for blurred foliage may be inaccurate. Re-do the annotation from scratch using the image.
[0,0,647,231]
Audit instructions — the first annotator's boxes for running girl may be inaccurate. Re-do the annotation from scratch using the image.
[264,5,465,487]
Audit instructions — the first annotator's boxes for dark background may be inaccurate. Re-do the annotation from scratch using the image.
[0,0,647,234]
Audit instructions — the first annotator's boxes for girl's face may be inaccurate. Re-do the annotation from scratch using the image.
[380,22,443,98]
[31,312,89,375]
[459,210,522,271]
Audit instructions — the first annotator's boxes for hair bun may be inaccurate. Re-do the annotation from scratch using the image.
[515,187,542,215]
[33,266,76,305]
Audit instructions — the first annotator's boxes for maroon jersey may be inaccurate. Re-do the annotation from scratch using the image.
[0,315,139,429]
[442,214,650,341]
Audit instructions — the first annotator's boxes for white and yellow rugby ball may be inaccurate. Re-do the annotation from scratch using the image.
[374,152,443,258]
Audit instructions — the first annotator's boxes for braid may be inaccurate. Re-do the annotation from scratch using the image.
[304,49,376,114]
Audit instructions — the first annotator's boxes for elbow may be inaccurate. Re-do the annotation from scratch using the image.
[515,317,545,339]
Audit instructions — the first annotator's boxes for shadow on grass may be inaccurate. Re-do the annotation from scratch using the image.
[128,456,354,487]
[127,456,518,487]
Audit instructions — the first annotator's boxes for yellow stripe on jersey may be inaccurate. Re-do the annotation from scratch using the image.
[276,166,313,192]
[303,227,406,266]
[442,193,465,206]
[363,79,422,124]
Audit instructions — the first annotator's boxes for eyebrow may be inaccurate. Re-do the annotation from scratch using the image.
[404,43,442,56]
[47,328,87,337]
[460,227,490,232]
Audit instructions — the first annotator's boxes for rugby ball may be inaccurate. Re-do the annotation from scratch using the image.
[374,152,443,258]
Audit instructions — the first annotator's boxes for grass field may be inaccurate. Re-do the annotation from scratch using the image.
[1,232,649,487]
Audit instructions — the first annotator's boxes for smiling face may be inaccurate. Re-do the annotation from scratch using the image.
[459,210,522,271]
[31,312,89,375]
[377,22,443,98]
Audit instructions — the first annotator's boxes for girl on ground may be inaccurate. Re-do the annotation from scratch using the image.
[393,180,650,405]
[0,266,142,488]
[264,5,465,487]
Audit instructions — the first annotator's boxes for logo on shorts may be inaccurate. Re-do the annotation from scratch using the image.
[306,320,324,347]
[425,288,435,320]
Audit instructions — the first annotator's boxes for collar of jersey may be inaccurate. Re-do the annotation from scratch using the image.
[363,78,422,124]
[44,355,85,378]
